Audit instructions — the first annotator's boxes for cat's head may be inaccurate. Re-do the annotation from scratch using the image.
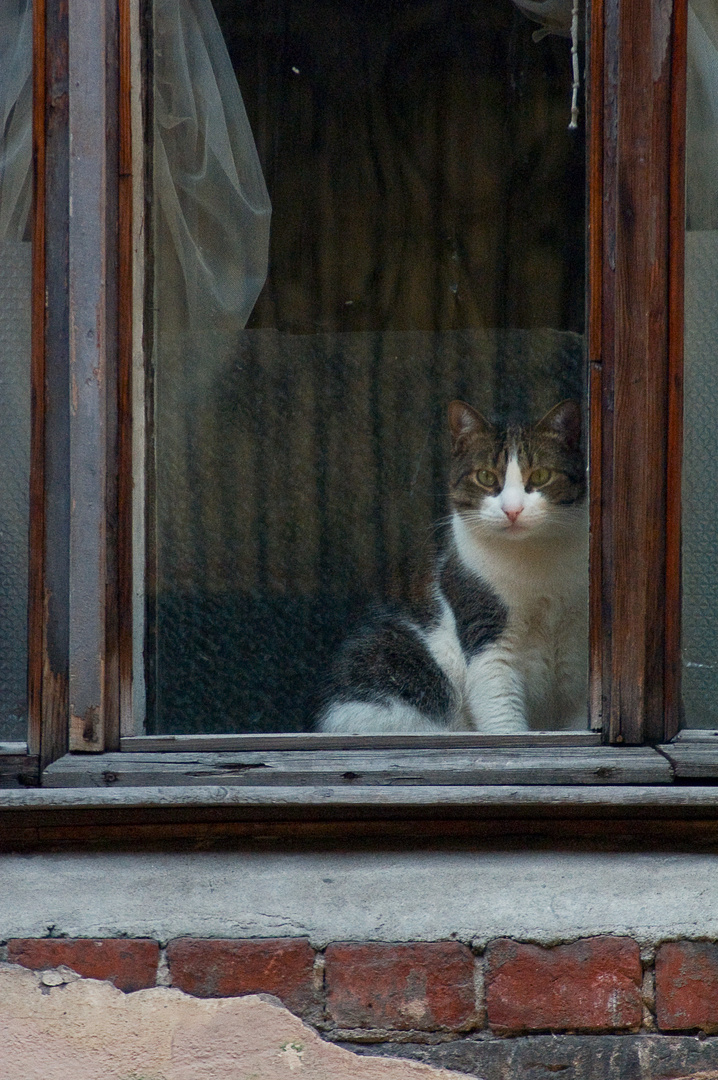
[447,399,586,542]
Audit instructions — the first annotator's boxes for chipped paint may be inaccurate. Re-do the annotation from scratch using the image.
[652,0,672,82]
[69,705,101,751]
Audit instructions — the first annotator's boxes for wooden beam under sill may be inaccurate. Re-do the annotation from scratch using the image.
[2,783,718,850]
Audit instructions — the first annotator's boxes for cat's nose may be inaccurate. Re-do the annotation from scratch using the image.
[503,507,523,524]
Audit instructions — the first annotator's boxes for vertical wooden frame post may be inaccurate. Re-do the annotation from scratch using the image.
[67,0,121,752]
[29,0,71,768]
[28,0,47,761]
[30,0,126,768]
[118,0,135,735]
[593,0,686,744]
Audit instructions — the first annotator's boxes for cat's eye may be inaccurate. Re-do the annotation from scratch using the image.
[529,468,552,487]
[475,469,499,488]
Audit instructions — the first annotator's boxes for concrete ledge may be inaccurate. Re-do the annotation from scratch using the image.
[2,848,718,944]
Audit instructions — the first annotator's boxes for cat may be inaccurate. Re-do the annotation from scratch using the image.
[317,399,588,734]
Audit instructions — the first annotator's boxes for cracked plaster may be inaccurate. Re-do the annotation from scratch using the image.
[0,964,467,1080]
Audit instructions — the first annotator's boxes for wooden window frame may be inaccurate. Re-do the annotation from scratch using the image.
[6,0,718,829]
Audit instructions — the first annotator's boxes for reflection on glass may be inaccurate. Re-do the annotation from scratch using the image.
[683,0,718,727]
[0,0,32,741]
[149,0,587,733]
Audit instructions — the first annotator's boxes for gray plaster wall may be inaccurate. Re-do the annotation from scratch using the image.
[2,849,718,945]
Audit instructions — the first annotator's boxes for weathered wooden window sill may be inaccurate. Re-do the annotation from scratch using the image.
[2,731,718,792]
[36,729,718,788]
[42,744,672,787]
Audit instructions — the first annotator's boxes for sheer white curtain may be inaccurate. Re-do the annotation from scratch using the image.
[0,0,32,243]
[1,0,274,304]
[509,0,583,126]
[687,0,718,230]
[509,0,574,39]
[153,0,271,334]
[152,0,272,538]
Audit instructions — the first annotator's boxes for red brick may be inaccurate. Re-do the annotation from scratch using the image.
[485,937,642,1034]
[656,941,718,1032]
[325,942,476,1030]
[7,938,159,992]
[166,938,316,1016]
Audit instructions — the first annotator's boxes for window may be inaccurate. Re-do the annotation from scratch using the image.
[0,0,710,803]
[146,0,588,737]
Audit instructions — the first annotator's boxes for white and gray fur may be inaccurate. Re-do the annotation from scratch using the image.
[317,399,588,733]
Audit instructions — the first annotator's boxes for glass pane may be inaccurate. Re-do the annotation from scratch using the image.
[682,0,718,727]
[0,0,32,741]
[147,0,588,734]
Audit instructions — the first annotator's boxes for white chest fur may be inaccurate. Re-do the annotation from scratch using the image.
[451,510,588,731]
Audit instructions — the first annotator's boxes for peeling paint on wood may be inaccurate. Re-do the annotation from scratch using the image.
[653,0,673,82]
[69,706,102,752]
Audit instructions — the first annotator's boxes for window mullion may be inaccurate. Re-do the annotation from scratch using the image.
[66,0,121,754]
[594,0,685,744]
[29,0,71,771]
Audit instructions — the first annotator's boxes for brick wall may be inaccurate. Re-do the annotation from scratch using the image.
[3,934,718,1039]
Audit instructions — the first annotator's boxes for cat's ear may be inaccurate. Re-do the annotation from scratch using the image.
[448,400,492,453]
[534,400,582,450]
